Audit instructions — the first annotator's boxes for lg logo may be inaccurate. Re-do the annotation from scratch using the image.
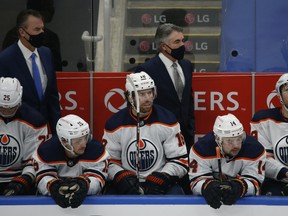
[104,88,127,113]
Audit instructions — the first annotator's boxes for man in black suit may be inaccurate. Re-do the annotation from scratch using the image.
[135,23,195,194]
[135,23,195,151]
[2,0,62,71]
[0,9,61,135]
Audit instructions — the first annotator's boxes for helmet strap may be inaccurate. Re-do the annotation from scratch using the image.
[60,138,78,158]
[281,96,288,113]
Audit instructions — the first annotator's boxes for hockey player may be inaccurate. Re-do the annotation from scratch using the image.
[189,113,266,209]
[33,114,109,208]
[0,77,48,195]
[251,73,288,195]
[102,72,188,195]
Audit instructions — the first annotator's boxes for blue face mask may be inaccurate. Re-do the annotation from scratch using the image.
[165,44,185,60]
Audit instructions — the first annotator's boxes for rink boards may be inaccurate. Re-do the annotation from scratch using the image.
[0,196,287,216]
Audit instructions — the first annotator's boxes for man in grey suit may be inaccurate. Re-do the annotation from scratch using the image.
[0,9,61,135]
[135,23,195,194]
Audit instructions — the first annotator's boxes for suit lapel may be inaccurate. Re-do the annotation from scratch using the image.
[154,55,178,94]
[14,44,37,90]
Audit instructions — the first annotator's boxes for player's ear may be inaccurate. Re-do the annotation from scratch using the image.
[60,137,68,146]
[214,134,220,143]
[18,28,25,37]
[160,42,167,51]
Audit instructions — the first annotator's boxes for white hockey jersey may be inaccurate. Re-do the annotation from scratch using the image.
[0,103,48,183]
[33,136,109,195]
[251,107,288,181]
[102,104,188,182]
[189,132,266,196]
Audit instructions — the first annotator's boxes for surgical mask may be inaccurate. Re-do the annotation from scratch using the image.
[23,29,45,48]
[165,44,185,60]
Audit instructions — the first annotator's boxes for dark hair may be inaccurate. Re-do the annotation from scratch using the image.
[154,23,183,51]
[16,9,43,31]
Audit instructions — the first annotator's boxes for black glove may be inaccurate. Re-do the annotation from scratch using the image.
[221,179,248,205]
[48,179,71,208]
[68,176,90,208]
[201,179,226,209]
[3,174,34,196]
[281,183,288,196]
[112,170,142,194]
[144,172,173,195]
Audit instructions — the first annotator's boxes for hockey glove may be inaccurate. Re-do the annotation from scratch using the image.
[68,176,90,208]
[3,174,34,196]
[221,179,248,205]
[112,170,142,194]
[144,172,173,195]
[281,183,288,196]
[201,179,226,209]
[48,179,71,208]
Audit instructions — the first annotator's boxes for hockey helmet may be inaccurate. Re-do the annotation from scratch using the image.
[0,77,23,108]
[0,77,23,117]
[213,113,244,138]
[125,72,157,107]
[213,113,244,152]
[276,73,288,105]
[56,114,90,153]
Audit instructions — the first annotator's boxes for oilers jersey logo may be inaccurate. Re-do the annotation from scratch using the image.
[0,134,20,167]
[126,138,158,171]
[275,135,288,166]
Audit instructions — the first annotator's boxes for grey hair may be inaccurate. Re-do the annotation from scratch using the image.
[154,23,183,51]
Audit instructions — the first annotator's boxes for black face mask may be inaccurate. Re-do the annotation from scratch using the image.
[165,44,185,60]
[23,29,45,48]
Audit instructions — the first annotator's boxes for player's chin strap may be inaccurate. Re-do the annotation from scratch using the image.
[215,133,246,162]
[63,145,78,157]
[215,135,225,157]
[280,96,288,112]
[62,134,92,158]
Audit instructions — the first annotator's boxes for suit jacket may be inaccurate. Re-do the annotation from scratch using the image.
[0,43,61,134]
[135,55,195,149]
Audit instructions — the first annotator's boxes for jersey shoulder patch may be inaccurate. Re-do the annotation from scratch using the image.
[104,107,133,131]
[17,103,47,127]
[37,136,66,163]
[236,135,265,159]
[148,104,178,125]
[193,132,218,157]
[79,137,106,161]
[251,107,282,122]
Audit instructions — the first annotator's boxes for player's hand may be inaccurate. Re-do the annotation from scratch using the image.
[3,174,34,196]
[144,172,173,195]
[202,179,225,209]
[112,170,142,194]
[48,179,71,208]
[68,176,90,208]
[221,179,248,205]
[281,183,288,196]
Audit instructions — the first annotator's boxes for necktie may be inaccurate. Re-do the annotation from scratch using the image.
[172,62,184,101]
[31,53,43,101]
